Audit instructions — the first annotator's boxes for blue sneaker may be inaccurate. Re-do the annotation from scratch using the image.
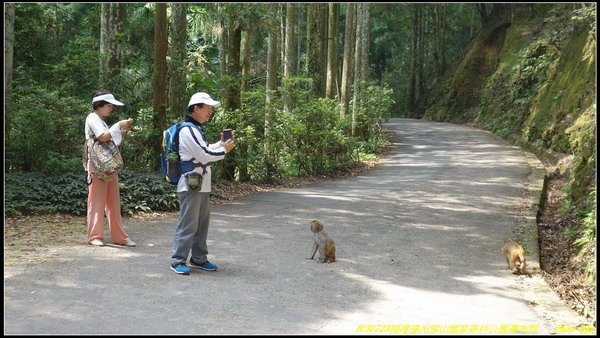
[189,259,218,271]
[171,263,191,275]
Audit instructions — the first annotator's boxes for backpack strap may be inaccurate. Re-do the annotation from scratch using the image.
[180,161,207,176]
[177,122,208,176]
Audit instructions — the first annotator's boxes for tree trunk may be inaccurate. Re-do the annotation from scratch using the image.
[418,4,425,103]
[440,9,446,74]
[433,5,440,77]
[306,4,327,97]
[319,4,329,82]
[224,11,241,113]
[325,3,339,99]
[360,4,370,86]
[476,3,490,25]
[238,28,253,182]
[241,30,252,93]
[152,3,168,162]
[409,4,418,114]
[296,5,304,75]
[265,4,279,171]
[340,3,356,117]
[266,6,279,106]
[222,8,242,181]
[168,3,188,119]
[4,3,14,142]
[279,4,286,76]
[219,20,227,75]
[305,5,314,75]
[283,3,296,114]
[100,3,124,91]
[100,3,108,87]
[352,3,365,136]
[284,4,297,77]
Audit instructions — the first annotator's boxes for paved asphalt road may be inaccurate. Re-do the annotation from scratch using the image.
[4,119,592,335]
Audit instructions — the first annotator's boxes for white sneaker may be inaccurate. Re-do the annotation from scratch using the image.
[89,239,104,246]
[122,239,136,247]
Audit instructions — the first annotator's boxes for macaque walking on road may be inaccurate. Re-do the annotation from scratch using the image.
[502,239,526,274]
[309,220,336,263]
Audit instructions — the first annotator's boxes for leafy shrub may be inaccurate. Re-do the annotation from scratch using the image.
[216,91,271,182]
[284,98,353,175]
[564,189,597,289]
[353,83,395,141]
[280,76,313,110]
[5,170,179,216]
[575,196,596,289]
[7,84,88,174]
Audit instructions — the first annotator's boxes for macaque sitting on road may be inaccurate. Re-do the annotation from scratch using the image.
[309,219,336,263]
[502,238,526,274]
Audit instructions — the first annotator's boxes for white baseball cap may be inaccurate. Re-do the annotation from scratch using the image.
[187,92,221,108]
[92,93,125,106]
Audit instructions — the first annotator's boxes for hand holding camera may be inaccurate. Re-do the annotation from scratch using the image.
[221,128,235,153]
[126,118,134,131]
[222,128,233,141]
[120,118,134,132]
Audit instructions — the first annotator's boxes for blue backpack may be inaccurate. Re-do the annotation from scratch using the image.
[161,122,207,185]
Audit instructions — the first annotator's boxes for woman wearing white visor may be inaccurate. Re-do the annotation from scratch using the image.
[84,90,136,247]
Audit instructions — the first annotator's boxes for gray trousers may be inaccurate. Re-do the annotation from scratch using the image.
[171,191,210,266]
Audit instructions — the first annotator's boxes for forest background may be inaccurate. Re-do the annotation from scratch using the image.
[3,3,596,323]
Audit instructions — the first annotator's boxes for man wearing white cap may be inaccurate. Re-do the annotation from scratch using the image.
[84,90,136,247]
[170,91,235,275]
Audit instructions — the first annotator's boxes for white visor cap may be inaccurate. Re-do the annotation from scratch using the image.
[92,93,125,106]
[187,92,221,108]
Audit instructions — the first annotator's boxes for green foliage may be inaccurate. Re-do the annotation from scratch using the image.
[189,60,221,102]
[370,3,475,117]
[350,138,388,163]
[564,103,596,206]
[284,98,353,175]
[5,170,179,217]
[47,34,100,97]
[5,172,88,216]
[119,107,163,172]
[477,37,558,141]
[280,76,313,110]
[422,25,490,123]
[203,82,391,182]
[237,124,270,182]
[522,28,593,153]
[576,195,596,288]
[118,171,180,214]
[565,189,596,289]
[234,93,275,181]
[570,4,596,30]
[13,3,100,96]
[7,84,89,173]
[354,83,395,140]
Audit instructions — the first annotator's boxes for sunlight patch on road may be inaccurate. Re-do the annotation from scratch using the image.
[287,192,359,202]
[316,271,545,334]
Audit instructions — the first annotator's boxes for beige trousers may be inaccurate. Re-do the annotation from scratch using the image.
[86,174,130,244]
